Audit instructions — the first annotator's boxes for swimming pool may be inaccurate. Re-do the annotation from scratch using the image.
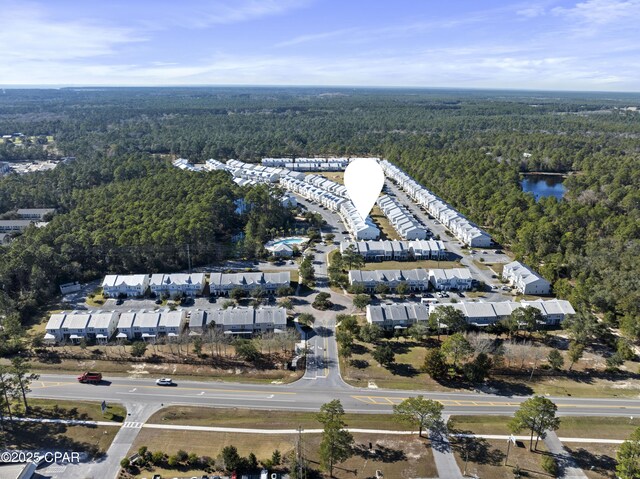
[274,237,308,245]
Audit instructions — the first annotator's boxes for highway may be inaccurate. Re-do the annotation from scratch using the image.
[30,373,640,418]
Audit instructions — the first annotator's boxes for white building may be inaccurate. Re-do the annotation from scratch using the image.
[44,310,119,343]
[262,157,351,171]
[502,261,551,295]
[376,195,428,240]
[366,303,430,330]
[116,309,187,340]
[16,208,55,220]
[339,202,380,240]
[428,299,574,326]
[348,269,430,292]
[202,306,287,335]
[101,274,150,298]
[429,268,473,291]
[209,271,290,296]
[340,239,446,262]
[149,273,206,298]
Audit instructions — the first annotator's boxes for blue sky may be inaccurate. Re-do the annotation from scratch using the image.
[1,0,639,91]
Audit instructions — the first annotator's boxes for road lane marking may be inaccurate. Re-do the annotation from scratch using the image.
[114,391,297,402]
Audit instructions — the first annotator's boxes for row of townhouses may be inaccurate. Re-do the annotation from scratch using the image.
[366,299,575,330]
[280,176,346,210]
[44,306,288,343]
[380,160,492,247]
[189,307,287,335]
[101,272,290,298]
[262,157,351,171]
[502,261,552,295]
[209,272,291,296]
[348,267,473,292]
[340,239,447,261]
[304,173,348,197]
[376,195,429,240]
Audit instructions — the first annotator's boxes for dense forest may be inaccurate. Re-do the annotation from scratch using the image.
[0,87,638,336]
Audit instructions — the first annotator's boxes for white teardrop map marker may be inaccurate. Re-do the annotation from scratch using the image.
[344,158,385,219]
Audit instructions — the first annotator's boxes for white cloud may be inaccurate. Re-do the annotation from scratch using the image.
[552,0,640,25]
[0,2,143,60]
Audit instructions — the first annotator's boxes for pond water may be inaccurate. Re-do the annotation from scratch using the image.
[521,174,566,201]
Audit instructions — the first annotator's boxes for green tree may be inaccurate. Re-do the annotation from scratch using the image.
[230,287,247,302]
[337,314,360,336]
[509,396,560,451]
[352,294,370,311]
[407,322,430,341]
[317,400,354,477]
[278,297,293,311]
[393,395,444,437]
[547,349,564,370]
[297,313,315,326]
[220,445,242,472]
[422,348,448,380]
[441,333,472,369]
[372,343,395,367]
[10,357,38,413]
[130,341,147,358]
[235,340,260,362]
[271,449,282,466]
[358,323,383,343]
[567,341,584,371]
[463,352,493,383]
[430,306,467,334]
[617,427,640,479]
[375,283,390,295]
[396,281,409,297]
[312,292,332,310]
[120,457,130,469]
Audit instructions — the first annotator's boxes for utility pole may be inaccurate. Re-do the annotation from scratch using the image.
[296,425,306,479]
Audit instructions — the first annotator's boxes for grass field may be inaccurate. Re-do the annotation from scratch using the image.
[317,171,345,184]
[370,205,402,240]
[360,259,460,271]
[130,430,437,479]
[148,406,412,430]
[452,438,550,479]
[18,398,126,422]
[1,422,118,457]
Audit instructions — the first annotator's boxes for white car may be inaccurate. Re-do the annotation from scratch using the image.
[156,378,174,386]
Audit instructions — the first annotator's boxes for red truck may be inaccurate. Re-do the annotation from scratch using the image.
[77,372,102,384]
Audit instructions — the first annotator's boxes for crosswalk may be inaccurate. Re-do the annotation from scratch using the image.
[123,421,143,428]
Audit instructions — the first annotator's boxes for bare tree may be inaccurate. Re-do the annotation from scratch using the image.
[466,332,494,356]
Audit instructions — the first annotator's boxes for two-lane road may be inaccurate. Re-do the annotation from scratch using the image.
[30,374,640,417]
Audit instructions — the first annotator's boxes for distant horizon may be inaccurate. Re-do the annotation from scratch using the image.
[1,1,639,92]
[2,84,640,96]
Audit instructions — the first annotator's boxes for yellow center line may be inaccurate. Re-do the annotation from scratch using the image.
[32,381,295,395]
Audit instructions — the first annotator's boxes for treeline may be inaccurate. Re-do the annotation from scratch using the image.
[0,156,294,323]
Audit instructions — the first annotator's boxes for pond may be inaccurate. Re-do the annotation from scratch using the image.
[521,173,566,201]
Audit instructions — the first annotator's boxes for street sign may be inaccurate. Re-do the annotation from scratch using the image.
[509,434,516,445]
[101,400,107,415]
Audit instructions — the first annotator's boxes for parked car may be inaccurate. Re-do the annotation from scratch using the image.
[155,299,162,304]
[156,378,174,386]
[208,296,217,303]
[77,372,102,384]
[115,298,124,305]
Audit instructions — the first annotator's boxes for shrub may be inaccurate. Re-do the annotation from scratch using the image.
[119,457,130,469]
[540,455,558,475]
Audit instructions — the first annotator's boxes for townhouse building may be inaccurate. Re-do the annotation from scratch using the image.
[502,261,551,295]
[101,274,150,298]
